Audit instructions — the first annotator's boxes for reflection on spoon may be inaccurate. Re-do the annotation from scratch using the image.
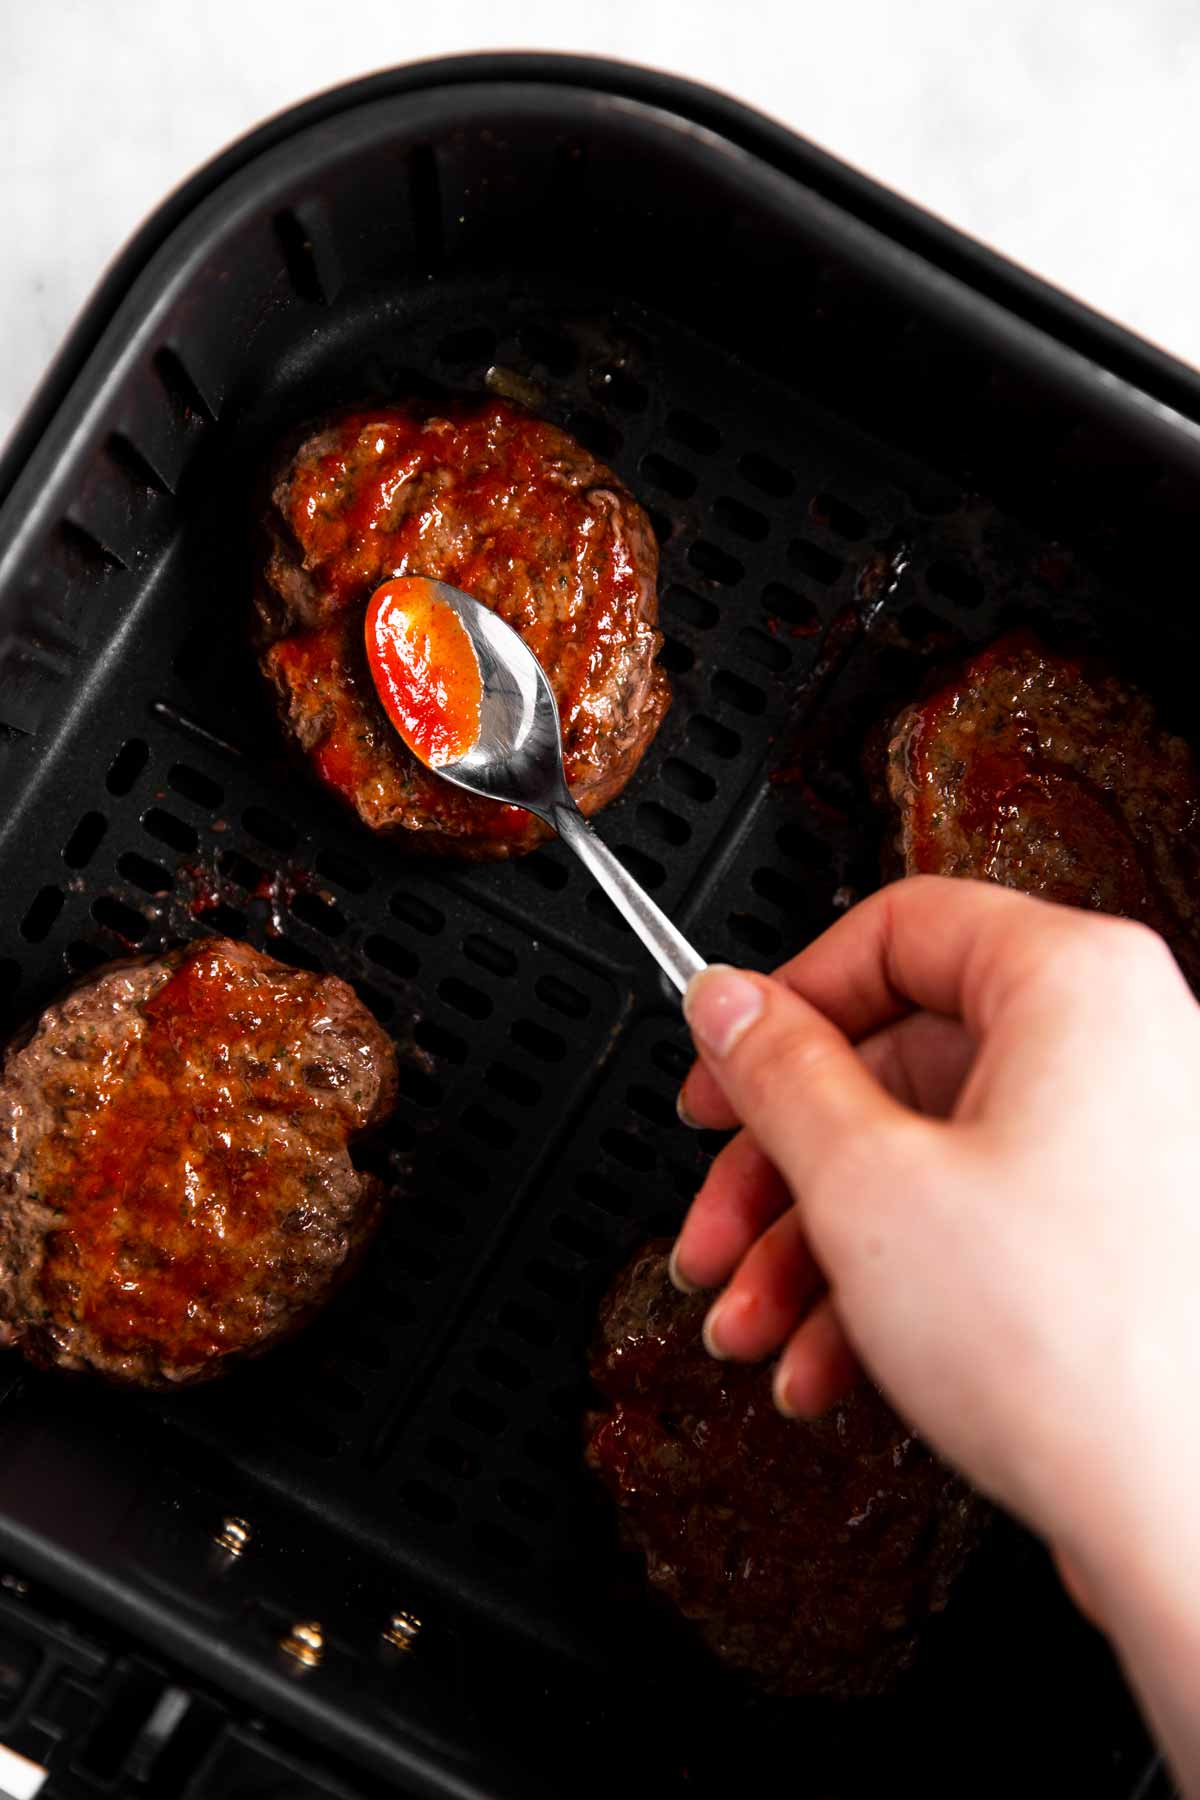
[364,576,706,996]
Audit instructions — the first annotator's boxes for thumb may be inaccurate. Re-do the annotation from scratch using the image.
[683,964,928,1195]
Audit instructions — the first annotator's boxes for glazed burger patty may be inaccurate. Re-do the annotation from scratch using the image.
[0,938,397,1388]
[257,399,669,858]
[586,1243,986,1698]
[885,631,1200,986]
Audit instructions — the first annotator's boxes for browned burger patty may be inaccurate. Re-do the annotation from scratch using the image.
[586,1243,986,1697]
[885,631,1200,986]
[257,399,669,857]
[0,938,397,1388]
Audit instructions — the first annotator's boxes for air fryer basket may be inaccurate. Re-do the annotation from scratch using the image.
[0,54,1195,1800]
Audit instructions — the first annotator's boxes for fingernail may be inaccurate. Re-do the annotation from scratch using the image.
[772,1361,798,1420]
[676,1086,701,1129]
[683,965,764,1058]
[667,1242,701,1294]
[702,1296,731,1360]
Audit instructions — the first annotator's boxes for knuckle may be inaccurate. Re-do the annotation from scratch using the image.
[754,1027,842,1108]
[804,1137,882,1243]
[1022,910,1133,980]
[1093,916,1178,992]
[905,872,953,903]
[823,1110,917,1190]
[811,1129,877,1204]
[1108,915,1173,965]
[807,1115,936,1246]
[1055,912,1170,979]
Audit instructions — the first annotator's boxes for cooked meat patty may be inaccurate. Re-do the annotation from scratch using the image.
[586,1242,986,1697]
[885,631,1200,985]
[0,938,396,1388]
[257,399,668,857]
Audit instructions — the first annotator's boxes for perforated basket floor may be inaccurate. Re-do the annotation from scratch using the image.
[0,58,1189,1800]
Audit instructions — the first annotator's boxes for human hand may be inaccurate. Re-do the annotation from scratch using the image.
[672,877,1200,1783]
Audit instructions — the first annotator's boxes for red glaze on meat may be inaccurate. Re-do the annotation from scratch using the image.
[0,938,396,1387]
[886,632,1200,986]
[586,1243,986,1697]
[364,578,483,770]
[257,401,668,856]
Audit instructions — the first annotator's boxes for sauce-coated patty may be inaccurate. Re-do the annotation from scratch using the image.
[586,1243,986,1696]
[886,632,1200,987]
[0,938,397,1387]
[257,400,669,857]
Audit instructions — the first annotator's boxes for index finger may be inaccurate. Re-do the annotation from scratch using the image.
[677,878,1112,1219]
[689,875,1101,1117]
[680,876,1052,1127]
[769,875,1076,1039]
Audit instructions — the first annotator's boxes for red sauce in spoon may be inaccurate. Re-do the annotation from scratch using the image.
[364,577,482,769]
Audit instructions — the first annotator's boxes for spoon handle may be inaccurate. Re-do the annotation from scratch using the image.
[551,802,707,997]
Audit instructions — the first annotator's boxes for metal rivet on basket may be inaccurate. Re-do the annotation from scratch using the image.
[280,1621,324,1667]
[382,1610,421,1651]
[0,1573,29,1598]
[213,1515,253,1557]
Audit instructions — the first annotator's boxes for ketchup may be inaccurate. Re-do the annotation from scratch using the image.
[364,577,482,769]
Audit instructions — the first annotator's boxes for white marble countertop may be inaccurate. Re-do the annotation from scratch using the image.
[4,0,1200,450]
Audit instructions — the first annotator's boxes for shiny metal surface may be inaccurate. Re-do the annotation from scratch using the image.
[394,579,706,996]
[212,1515,253,1557]
[279,1621,325,1667]
[382,1610,422,1651]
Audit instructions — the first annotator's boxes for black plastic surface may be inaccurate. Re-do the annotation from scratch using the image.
[0,54,1191,1800]
[0,1564,403,1797]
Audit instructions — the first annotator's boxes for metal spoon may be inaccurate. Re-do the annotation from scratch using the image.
[386,578,706,996]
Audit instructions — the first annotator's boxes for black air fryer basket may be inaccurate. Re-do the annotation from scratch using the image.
[0,53,1192,1800]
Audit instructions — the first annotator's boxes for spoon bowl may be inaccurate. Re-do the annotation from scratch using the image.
[417,580,569,814]
[368,578,706,995]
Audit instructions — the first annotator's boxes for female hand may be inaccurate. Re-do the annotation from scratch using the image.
[672,876,1200,1790]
